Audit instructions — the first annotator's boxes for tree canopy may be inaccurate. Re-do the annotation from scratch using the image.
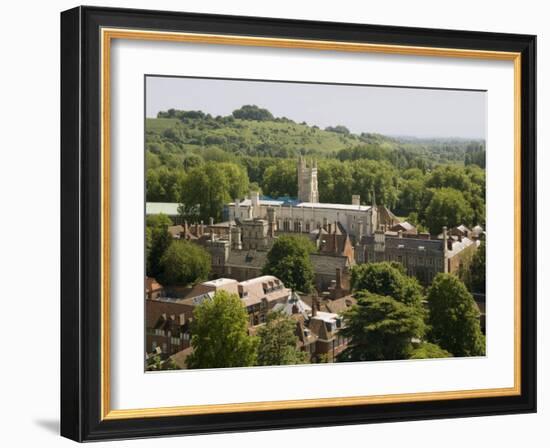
[469,241,486,294]
[232,105,274,121]
[409,342,452,359]
[338,291,426,362]
[146,225,172,279]
[350,262,424,309]
[262,235,315,293]
[256,310,308,366]
[158,240,211,286]
[424,188,474,235]
[426,273,485,357]
[186,291,258,369]
[179,162,249,222]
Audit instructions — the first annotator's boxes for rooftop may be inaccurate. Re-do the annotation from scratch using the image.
[146,202,180,215]
[202,278,239,288]
[231,197,372,212]
[295,202,372,212]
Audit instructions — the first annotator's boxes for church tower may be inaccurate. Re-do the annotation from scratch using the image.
[297,157,319,203]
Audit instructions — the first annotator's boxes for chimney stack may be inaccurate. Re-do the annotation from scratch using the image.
[209,217,214,226]
[267,207,276,238]
[442,226,448,267]
[311,291,318,317]
[336,268,342,290]
[352,195,360,206]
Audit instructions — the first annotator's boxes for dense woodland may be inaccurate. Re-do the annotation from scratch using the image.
[146,105,486,234]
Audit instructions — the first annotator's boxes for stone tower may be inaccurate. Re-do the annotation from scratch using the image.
[297,157,319,203]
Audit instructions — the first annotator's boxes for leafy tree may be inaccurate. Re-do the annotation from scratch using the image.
[256,310,308,366]
[469,242,486,293]
[426,165,473,192]
[232,105,274,121]
[158,240,211,286]
[350,160,399,208]
[146,167,186,202]
[398,177,425,215]
[146,213,173,229]
[410,342,452,359]
[316,160,353,203]
[262,235,315,293]
[180,162,249,222]
[325,125,350,135]
[338,291,426,362]
[350,262,424,309]
[147,226,172,278]
[426,273,485,357]
[424,188,474,234]
[262,160,298,198]
[186,291,258,369]
[182,153,204,169]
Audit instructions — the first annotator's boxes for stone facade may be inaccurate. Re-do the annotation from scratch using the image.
[356,227,479,285]
[225,158,386,240]
[297,157,319,203]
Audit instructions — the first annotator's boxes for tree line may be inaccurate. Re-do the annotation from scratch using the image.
[146,157,485,234]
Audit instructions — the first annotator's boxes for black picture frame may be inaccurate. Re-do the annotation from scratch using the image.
[61,5,536,442]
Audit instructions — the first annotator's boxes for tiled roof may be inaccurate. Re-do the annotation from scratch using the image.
[324,296,356,314]
[145,277,163,293]
[145,299,193,329]
[170,347,193,369]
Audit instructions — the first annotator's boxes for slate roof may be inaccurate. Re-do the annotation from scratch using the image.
[226,250,267,269]
[222,250,349,277]
[310,253,350,274]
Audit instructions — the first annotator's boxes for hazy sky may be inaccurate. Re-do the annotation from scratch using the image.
[146,76,486,139]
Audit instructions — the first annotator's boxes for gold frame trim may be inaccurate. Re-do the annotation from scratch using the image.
[100,28,522,420]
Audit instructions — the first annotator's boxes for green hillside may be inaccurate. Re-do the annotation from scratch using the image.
[145,106,484,170]
[145,106,486,228]
[145,116,363,160]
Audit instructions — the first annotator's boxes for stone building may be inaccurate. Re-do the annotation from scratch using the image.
[145,298,193,356]
[179,276,292,327]
[356,227,479,285]
[206,240,352,294]
[224,158,400,240]
[297,157,319,202]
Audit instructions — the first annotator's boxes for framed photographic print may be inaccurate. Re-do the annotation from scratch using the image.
[60,6,537,442]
